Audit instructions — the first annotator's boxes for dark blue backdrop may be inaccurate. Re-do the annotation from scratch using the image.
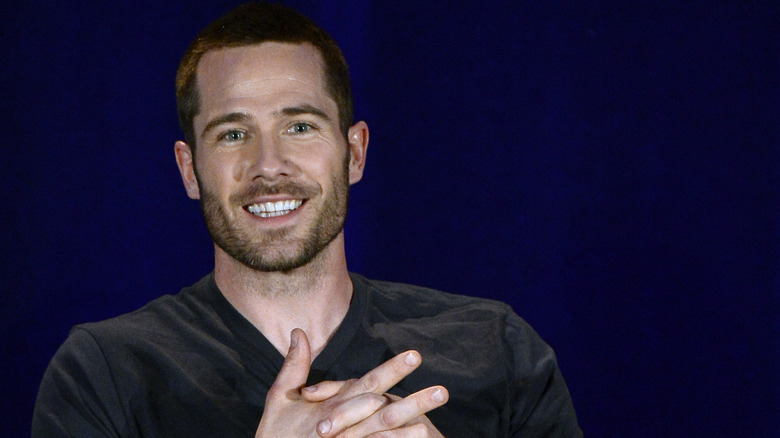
[3,1,778,436]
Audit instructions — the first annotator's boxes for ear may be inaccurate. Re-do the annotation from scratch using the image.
[346,121,369,185]
[174,140,201,199]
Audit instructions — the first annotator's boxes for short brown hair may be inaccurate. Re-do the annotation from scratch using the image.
[175,2,353,150]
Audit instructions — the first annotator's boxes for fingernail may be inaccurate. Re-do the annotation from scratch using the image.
[303,385,317,392]
[290,330,298,348]
[432,388,445,403]
[405,352,420,366]
[317,419,332,435]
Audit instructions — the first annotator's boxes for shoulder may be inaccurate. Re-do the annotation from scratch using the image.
[45,274,229,399]
[352,272,519,324]
[353,274,549,356]
[65,274,220,358]
[350,273,558,376]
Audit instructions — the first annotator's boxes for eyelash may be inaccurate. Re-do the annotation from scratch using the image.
[218,129,246,142]
[216,122,318,143]
[287,122,317,135]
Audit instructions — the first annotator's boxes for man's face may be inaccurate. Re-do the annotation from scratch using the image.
[176,43,366,272]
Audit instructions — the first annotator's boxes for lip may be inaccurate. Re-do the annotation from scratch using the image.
[244,194,305,203]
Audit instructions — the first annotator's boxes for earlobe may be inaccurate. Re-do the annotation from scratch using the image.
[174,141,201,199]
[347,121,369,185]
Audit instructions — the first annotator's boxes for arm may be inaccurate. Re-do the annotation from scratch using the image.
[504,311,582,437]
[256,329,449,437]
[32,328,125,438]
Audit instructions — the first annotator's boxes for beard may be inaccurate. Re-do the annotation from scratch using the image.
[196,154,350,272]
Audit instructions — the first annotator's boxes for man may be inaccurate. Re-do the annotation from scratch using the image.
[33,3,581,437]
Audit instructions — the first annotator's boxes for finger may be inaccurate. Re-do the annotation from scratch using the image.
[305,350,421,402]
[302,379,353,402]
[340,386,448,437]
[314,393,390,437]
[365,422,434,438]
[343,350,422,398]
[265,328,312,405]
[384,393,402,402]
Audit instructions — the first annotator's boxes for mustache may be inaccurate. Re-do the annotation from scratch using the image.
[229,181,319,205]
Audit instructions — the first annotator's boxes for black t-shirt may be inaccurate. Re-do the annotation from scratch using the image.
[33,273,581,437]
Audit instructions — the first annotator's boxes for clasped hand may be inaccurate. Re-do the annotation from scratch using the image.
[255,329,448,437]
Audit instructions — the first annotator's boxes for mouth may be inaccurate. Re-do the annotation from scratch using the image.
[245,199,304,218]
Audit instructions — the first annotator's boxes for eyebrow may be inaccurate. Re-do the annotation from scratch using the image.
[200,112,251,138]
[278,104,331,121]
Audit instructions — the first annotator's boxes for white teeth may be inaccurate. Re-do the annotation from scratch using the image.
[247,199,303,217]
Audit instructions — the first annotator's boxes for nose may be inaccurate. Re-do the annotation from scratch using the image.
[242,135,297,181]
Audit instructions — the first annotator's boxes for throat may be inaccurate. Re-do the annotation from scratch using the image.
[224,275,353,360]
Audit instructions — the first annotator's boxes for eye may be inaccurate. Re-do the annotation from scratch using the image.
[286,122,315,135]
[220,129,246,142]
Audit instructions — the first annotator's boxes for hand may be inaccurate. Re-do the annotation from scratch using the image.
[306,390,447,438]
[255,329,448,437]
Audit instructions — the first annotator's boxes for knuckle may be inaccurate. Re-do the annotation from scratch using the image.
[340,378,359,395]
[358,393,377,409]
[370,393,389,409]
[415,395,428,412]
[391,359,406,376]
[361,373,379,392]
[265,384,284,400]
[379,407,400,428]
[263,385,291,410]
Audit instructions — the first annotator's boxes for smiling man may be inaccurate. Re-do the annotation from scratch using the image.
[185,43,355,277]
[33,3,581,437]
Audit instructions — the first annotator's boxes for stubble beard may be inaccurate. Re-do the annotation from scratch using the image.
[197,154,350,273]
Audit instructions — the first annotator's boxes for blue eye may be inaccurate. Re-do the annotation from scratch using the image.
[288,123,313,134]
[221,130,246,141]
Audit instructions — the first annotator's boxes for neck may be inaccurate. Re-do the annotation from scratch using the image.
[213,233,353,360]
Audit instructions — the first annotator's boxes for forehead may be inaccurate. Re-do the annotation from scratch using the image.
[195,42,331,114]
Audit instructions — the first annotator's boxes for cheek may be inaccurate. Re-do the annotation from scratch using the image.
[193,157,239,197]
[213,153,243,182]
[231,161,243,182]
[316,155,350,188]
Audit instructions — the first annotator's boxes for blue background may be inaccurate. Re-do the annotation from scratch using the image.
[3,1,778,436]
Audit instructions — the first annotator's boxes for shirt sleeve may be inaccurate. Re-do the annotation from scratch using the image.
[503,309,583,437]
[32,327,127,438]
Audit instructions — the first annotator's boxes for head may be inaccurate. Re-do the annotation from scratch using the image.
[175,2,353,156]
[173,3,368,274]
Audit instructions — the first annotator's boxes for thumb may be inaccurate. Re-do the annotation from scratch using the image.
[267,328,312,404]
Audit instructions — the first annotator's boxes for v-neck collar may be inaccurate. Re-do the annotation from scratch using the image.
[200,272,368,383]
